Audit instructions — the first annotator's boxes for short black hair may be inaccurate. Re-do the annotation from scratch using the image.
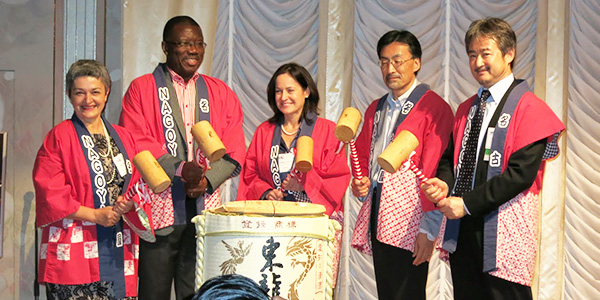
[192,274,269,300]
[377,30,422,60]
[377,30,422,75]
[163,15,200,41]
[465,17,517,69]
[266,62,319,125]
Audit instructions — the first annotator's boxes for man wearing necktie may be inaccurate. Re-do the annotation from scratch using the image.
[421,18,565,299]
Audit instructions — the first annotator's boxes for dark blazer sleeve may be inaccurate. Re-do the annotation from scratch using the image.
[462,138,547,217]
[435,133,456,193]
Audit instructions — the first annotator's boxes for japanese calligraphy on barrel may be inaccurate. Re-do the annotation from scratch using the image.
[192,200,339,300]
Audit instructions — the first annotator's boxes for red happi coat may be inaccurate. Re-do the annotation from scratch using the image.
[120,72,246,226]
[352,91,453,254]
[237,118,350,216]
[452,91,564,286]
[119,72,246,174]
[33,120,146,297]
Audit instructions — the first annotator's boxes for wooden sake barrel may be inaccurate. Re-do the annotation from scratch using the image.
[192,200,340,300]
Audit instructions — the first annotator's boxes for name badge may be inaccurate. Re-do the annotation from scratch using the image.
[376,169,385,184]
[116,231,123,248]
[484,127,495,161]
[278,152,295,173]
[113,153,128,177]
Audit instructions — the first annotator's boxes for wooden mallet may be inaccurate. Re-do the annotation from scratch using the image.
[377,130,419,174]
[294,136,314,173]
[335,107,363,179]
[378,132,445,205]
[283,135,314,186]
[191,120,226,162]
[121,150,171,201]
[119,150,172,243]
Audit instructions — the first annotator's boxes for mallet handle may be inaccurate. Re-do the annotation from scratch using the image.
[348,140,363,180]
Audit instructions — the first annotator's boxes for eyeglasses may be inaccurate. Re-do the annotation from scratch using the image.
[165,40,207,49]
[378,57,414,70]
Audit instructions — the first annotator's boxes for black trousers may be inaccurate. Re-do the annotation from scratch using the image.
[138,223,197,300]
[450,215,532,300]
[370,188,428,300]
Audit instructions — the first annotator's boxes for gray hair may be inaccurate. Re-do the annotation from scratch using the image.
[65,59,111,96]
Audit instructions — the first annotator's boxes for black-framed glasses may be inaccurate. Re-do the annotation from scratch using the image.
[165,40,207,49]
[378,57,414,70]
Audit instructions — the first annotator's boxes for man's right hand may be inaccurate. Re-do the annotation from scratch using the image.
[94,206,120,227]
[420,177,448,204]
[351,177,371,198]
[186,177,208,198]
[181,161,204,185]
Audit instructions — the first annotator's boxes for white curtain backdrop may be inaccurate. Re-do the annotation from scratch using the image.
[565,0,600,299]
[120,0,600,299]
[348,1,537,299]
[212,0,319,146]
[122,0,219,91]
[350,2,448,299]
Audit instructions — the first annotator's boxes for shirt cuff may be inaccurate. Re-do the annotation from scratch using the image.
[418,210,443,241]
[176,161,185,181]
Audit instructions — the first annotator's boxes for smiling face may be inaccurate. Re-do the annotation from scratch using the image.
[69,76,108,126]
[379,42,421,99]
[468,36,514,88]
[162,23,204,82]
[275,73,309,121]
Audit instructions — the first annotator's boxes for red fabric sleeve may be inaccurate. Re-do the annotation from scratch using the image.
[397,91,454,212]
[503,91,565,166]
[204,75,247,165]
[237,122,276,200]
[354,101,379,175]
[119,75,168,160]
[303,118,351,215]
[33,122,82,227]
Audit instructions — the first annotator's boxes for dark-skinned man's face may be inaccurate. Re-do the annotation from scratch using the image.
[162,23,205,82]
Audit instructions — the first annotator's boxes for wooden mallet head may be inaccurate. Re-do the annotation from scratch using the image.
[191,120,226,162]
[295,136,314,173]
[335,107,362,142]
[132,150,171,193]
[377,130,419,173]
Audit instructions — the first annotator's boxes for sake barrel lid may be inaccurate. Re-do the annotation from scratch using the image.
[217,200,326,216]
